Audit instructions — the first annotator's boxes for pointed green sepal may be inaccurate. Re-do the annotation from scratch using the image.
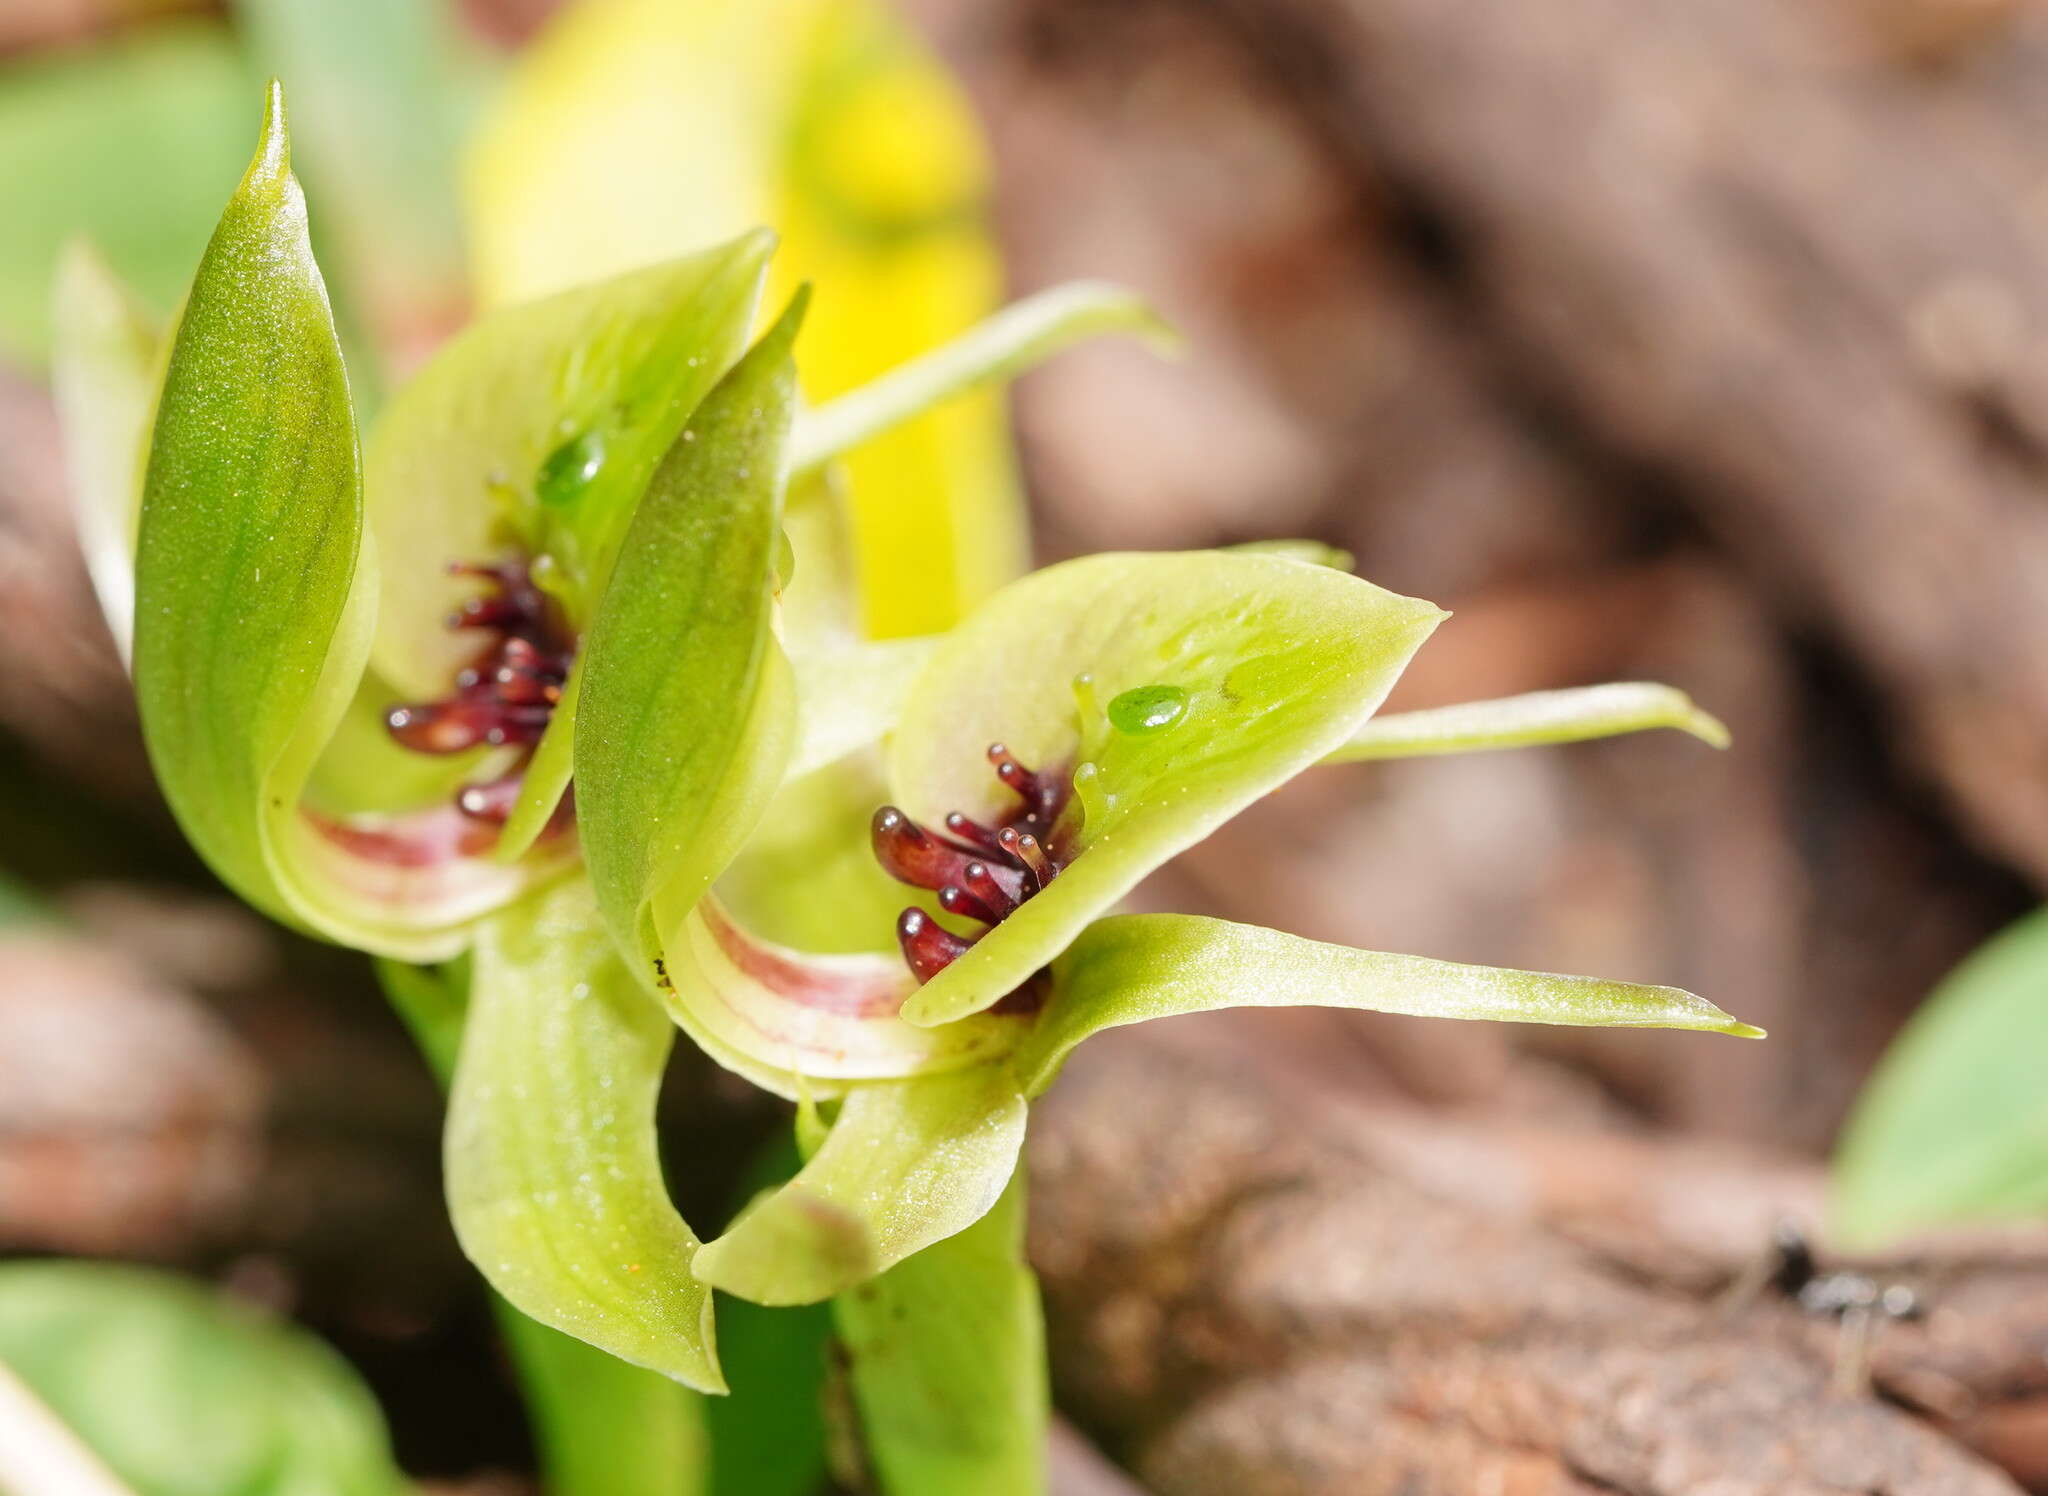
[894,551,1446,1026]
[576,288,808,977]
[1014,912,1763,1097]
[445,879,724,1391]
[1325,682,1729,763]
[134,83,370,936]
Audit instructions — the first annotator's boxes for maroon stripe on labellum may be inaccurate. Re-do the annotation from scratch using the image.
[874,745,1076,986]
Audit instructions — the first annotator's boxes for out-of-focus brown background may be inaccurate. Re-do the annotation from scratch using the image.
[6,0,2048,1491]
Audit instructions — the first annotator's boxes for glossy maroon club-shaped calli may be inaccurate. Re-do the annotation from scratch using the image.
[384,559,577,824]
[871,744,1074,984]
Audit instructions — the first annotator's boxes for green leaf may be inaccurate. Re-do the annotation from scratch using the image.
[790,281,1173,476]
[576,288,806,978]
[1833,908,2048,1247]
[134,83,369,936]
[704,1132,834,1496]
[0,22,252,364]
[1325,682,1729,763]
[693,1065,1027,1305]
[363,232,773,702]
[836,1165,1045,1496]
[649,898,1025,1099]
[50,239,161,664]
[895,550,1446,1026]
[444,878,723,1391]
[0,1261,406,1496]
[1016,912,1763,1096]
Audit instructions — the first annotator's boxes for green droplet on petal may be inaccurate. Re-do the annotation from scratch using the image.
[1107,683,1189,735]
[536,426,608,511]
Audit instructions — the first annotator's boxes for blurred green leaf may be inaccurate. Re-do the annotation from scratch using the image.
[836,1166,1045,1496]
[445,877,724,1391]
[1833,908,2048,1247]
[0,1261,406,1496]
[0,22,252,364]
[575,290,806,976]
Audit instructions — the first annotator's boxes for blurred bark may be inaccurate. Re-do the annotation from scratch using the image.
[1030,1026,2048,1494]
[912,0,2037,1147]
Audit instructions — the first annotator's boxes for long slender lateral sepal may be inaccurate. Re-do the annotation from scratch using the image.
[445,880,724,1391]
[1324,682,1729,764]
[134,82,368,934]
[1015,913,1763,1096]
[789,281,1174,477]
[577,289,809,975]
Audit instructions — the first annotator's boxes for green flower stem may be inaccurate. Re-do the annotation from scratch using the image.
[1322,682,1728,763]
[835,1164,1046,1496]
[376,955,710,1496]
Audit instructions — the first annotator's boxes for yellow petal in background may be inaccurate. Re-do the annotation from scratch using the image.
[467,0,1025,638]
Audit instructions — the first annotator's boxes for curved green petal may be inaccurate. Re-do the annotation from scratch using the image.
[1014,912,1762,1097]
[576,289,806,976]
[1325,682,1729,763]
[445,878,724,1391]
[51,239,161,665]
[836,1165,1045,1496]
[693,1064,1026,1306]
[1832,908,2048,1248]
[364,232,772,698]
[894,551,1446,1026]
[789,281,1174,477]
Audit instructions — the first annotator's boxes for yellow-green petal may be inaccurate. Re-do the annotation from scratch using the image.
[894,551,1446,1026]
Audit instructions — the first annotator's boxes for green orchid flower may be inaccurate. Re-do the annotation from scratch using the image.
[581,546,1754,1312]
[64,85,1162,1400]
